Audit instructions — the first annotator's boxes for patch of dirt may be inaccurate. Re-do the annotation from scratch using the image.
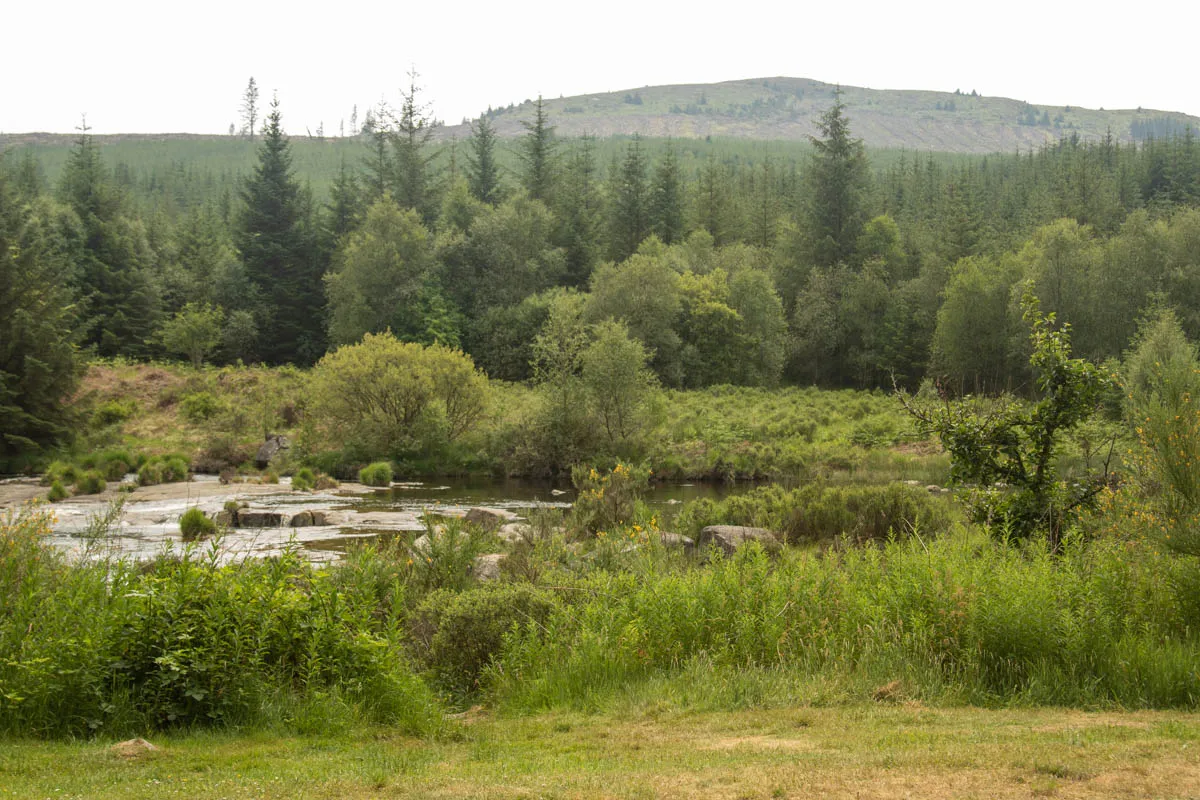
[109,738,160,759]
[703,735,815,752]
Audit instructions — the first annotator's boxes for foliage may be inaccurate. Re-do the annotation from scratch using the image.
[412,583,559,699]
[570,462,651,535]
[73,470,106,495]
[904,289,1116,542]
[0,168,81,468]
[157,302,225,368]
[291,467,316,491]
[358,461,393,487]
[307,332,488,462]
[1123,309,1200,556]
[580,320,659,452]
[179,507,216,540]
[47,481,68,502]
[180,391,225,422]
[0,505,442,737]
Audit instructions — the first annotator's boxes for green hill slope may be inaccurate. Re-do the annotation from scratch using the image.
[445,76,1199,153]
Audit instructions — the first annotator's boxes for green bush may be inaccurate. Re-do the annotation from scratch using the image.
[412,583,559,699]
[292,467,316,492]
[41,461,79,486]
[46,481,68,502]
[359,461,393,487]
[179,507,216,541]
[97,449,138,481]
[0,507,443,737]
[92,399,137,428]
[570,462,651,535]
[137,461,164,486]
[160,456,190,483]
[179,391,225,423]
[73,471,106,495]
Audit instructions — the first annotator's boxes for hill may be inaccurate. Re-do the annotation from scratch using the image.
[443,76,1200,154]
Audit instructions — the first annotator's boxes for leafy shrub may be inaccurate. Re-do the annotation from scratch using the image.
[73,471,106,495]
[179,507,216,541]
[46,481,68,502]
[571,462,651,535]
[0,507,443,737]
[359,461,393,487]
[291,467,315,492]
[92,399,137,428]
[179,391,225,423]
[41,461,79,486]
[412,583,559,698]
[160,456,190,483]
[137,461,164,486]
[97,449,138,481]
[308,332,488,460]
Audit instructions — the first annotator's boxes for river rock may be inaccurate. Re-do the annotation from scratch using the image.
[215,510,236,527]
[254,434,289,469]
[291,510,335,527]
[464,507,513,529]
[238,510,285,528]
[697,525,781,557]
[472,553,506,581]
[657,532,695,553]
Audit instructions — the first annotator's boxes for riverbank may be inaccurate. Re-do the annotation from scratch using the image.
[4,705,1197,799]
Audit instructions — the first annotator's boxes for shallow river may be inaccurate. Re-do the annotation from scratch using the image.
[33,475,755,563]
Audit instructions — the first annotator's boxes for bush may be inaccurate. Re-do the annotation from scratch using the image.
[179,391,225,423]
[359,461,394,487]
[46,481,68,502]
[137,461,164,486]
[92,399,137,428]
[97,449,138,481]
[160,456,190,483]
[179,507,216,541]
[308,332,488,461]
[41,461,79,486]
[73,471,106,495]
[571,462,651,535]
[412,583,559,698]
[292,467,315,492]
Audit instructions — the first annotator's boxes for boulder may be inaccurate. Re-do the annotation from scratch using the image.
[237,510,285,528]
[472,553,506,581]
[697,525,781,557]
[290,510,336,527]
[254,434,289,469]
[464,507,512,529]
[214,510,236,527]
[657,532,695,553]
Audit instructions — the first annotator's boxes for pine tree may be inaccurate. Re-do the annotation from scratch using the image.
[804,90,869,267]
[649,139,685,244]
[235,98,326,364]
[608,134,650,261]
[519,96,559,203]
[0,166,81,467]
[393,70,439,225]
[555,135,602,287]
[466,114,503,205]
[326,156,364,242]
[57,120,161,357]
[362,101,393,202]
[240,77,260,140]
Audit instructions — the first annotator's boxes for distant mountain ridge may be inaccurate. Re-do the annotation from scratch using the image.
[441,76,1200,154]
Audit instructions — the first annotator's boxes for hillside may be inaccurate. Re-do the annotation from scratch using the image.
[443,76,1200,154]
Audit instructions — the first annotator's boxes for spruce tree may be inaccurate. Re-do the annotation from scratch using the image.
[519,96,559,203]
[235,98,326,364]
[649,140,685,244]
[804,90,869,267]
[466,114,503,205]
[607,134,650,261]
[393,71,439,225]
[555,135,602,287]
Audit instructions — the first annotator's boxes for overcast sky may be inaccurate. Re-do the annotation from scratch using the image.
[3,0,1196,135]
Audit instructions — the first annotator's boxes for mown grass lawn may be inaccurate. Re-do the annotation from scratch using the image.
[3,705,1197,799]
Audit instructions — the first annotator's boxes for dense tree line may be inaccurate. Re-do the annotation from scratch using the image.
[4,91,1200,463]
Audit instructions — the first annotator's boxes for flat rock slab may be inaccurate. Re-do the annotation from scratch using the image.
[697,525,781,557]
[464,507,516,528]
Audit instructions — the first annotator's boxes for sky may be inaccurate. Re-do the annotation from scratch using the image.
[2,0,1196,135]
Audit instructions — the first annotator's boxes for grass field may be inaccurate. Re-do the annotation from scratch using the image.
[3,705,1197,799]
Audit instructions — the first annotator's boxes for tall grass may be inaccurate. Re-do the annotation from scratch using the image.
[489,527,1200,712]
